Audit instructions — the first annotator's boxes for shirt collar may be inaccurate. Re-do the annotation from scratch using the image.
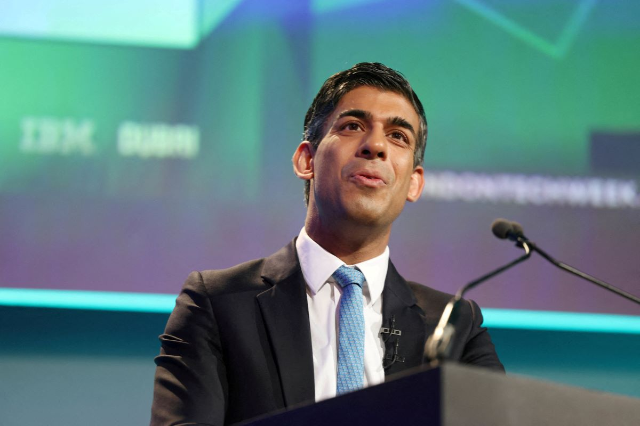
[295,227,389,306]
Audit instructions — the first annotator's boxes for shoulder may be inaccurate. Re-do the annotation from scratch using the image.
[183,239,300,298]
[196,257,269,296]
[405,281,454,319]
[406,281,454,304]
[405,281,480,324]
[178,259,271,309]
[402,279,504,371]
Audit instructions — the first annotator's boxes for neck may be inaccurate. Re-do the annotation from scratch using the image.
[304,211,391,265]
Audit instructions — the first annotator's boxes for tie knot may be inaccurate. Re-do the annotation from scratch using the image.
[333,265,365,289]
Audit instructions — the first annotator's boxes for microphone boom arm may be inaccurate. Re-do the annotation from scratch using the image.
[424,242,531,364]
[455,241,532,300]
[518,237,640,305]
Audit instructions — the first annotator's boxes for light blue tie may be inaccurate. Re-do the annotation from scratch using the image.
[333,265,366,395]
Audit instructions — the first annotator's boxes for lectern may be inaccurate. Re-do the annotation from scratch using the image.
[242,363,640,425]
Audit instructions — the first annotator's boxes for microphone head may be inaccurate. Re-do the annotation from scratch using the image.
[511,221,524,238]
[491,219,513,240]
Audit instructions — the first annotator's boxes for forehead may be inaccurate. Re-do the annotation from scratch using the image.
[331,86,420,129]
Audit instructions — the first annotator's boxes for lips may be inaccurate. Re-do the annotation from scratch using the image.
[350,169,387,187]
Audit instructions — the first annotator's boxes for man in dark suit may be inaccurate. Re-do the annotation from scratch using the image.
[151,63,503,425]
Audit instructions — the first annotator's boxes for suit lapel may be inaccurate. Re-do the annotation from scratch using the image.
[255,245,428,401]
[256,241,315,407]
[382,261,428,377]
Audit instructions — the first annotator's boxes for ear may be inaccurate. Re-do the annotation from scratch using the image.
[406,166,425,202]
[292,141,314,181]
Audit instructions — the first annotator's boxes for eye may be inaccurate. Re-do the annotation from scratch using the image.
[389,130,409,143]
[341,122,363,132]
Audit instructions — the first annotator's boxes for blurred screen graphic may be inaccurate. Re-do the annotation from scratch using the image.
[1,0,638,316]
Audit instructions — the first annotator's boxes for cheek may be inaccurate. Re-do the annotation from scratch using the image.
[394,162,417,192]
[315,142,345,178]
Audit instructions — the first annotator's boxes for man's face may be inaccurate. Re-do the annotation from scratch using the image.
[296,86,425,229]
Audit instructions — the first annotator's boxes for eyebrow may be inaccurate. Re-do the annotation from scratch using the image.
[387,116,416,140]
[336,109,372,121]
[334,109,416,140]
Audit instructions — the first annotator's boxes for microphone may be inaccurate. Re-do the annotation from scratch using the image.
[495,219,640,305]
[424,222,533,364]
[426,217,640,365]
[491,218,515,240]
[380,316,405,369]
[491,218,522,241]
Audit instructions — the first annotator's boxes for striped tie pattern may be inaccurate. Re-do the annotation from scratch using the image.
[333,265,366,395]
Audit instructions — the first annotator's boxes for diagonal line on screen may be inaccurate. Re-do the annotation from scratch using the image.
[455,0,598,59]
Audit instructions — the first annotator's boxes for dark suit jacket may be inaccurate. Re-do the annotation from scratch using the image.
[151,240,503,425]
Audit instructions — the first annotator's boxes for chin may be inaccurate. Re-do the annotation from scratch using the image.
[346,197,395,227]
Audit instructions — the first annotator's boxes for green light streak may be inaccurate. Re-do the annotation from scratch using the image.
[199,0,246,40]
[483,308,640,334]
[555,0,597,56]
[0,288,175,313]
[0,0,199,49]
[1,288,639,334]
[0,0,247,49]
[312,0,381,14]
[455,0,597,59]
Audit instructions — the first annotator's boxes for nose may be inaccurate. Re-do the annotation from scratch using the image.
[358,127,387,160]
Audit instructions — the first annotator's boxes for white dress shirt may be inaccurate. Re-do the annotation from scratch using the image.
[295,227,387,402]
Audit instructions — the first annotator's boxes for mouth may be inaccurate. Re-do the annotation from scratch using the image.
[350,170,387,187]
